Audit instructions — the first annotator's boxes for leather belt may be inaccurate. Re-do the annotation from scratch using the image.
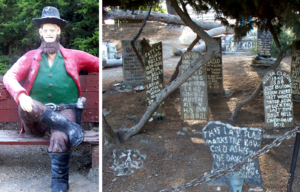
[45,103,76,111]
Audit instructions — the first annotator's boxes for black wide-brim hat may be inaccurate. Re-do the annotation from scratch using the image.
[32,6,67,29]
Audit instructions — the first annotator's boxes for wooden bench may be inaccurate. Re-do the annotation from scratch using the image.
[0,74,99,168]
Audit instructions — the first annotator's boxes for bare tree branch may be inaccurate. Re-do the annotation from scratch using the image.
[170,0,220,54]
[103,10,223,30]
[169,35,201,83]
[229,24,285,124]
[179,0,189,15]
[102,114,119,144]
[115,0,220,142]
[130,5,153,69]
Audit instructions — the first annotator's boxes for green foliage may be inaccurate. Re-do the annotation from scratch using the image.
[250,36,257,55]
[105,0,166,24]
[103,0,161,10]
[69,0,99,56]
[73,30,99,56]
[271,28,296,57]
[0,0,99,75]
[0,55,10,76]
[185,0,300,44]
[249,27,296,57]
[138,0,166,13]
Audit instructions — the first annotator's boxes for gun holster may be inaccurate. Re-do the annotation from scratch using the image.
[75,107,83,125]
[74,97,86,125]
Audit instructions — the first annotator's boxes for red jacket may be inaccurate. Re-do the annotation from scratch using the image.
[3,47,99,105]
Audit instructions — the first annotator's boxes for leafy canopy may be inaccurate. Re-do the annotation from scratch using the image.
[104,0,300,42]
[0,0,99,75]
[185,0,300,41]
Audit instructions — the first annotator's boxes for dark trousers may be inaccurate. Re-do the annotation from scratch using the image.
[18,100,72,152]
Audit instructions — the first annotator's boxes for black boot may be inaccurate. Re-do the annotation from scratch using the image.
[49,152,70,192]
[41,108,84,147]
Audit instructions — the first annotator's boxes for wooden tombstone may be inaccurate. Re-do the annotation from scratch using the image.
[121,39,146,85]
[203,121,263,185]
[291,40,300,95]
[257,30,272,57]
[207,37,223,94]
[179,51,208,120]
[262,70,294,129]
[142,39,165,117]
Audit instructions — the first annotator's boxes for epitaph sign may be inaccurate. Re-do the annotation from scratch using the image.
[179,51,208,120]
[203,121,263,185]
[257,30,272,57]
[122,39,145,84]
[262,70,294,129]
[142,40,165,116]
[207,37,223,93]
[291,40,300,95]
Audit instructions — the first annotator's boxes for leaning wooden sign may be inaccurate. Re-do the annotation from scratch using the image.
[203,121,263,185]
[179,51,208,120]
[142,39,165,117]
[121,39,146,85]
[291,40,300,95]
[262,70,294,129]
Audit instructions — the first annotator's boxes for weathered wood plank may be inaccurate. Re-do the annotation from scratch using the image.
[0,91,98,110]
[0,76,99,110]
[81,92,99,109]
[0,74,99,123]
[0,130,99,145]
[0,75,99,91]
[0,109,98,123]
[82,109,99,122]
[0,110,20,122]
[80,75,99,92]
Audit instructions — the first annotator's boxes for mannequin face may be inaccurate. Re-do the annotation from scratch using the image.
[39,23,61,43]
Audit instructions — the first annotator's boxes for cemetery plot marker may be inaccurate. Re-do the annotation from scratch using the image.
[257,30,272,57]
[207,37,223,93]
[203,121,263,185]
[122,39,146,84]
[179,52,208,120]
[262,70,294,129]
[291,40,300,95]
[142,40,165,116]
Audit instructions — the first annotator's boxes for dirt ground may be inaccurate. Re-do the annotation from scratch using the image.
[102,22,300,192]
[0,122,99,192]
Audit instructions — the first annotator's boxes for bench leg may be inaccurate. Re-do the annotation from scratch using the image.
[91,144,99,168]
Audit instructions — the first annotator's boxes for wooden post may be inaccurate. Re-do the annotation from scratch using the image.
[287,132,300,192]
[91,144,99,168]
[291,40,300,99]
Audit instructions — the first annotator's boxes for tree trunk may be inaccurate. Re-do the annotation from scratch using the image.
[165,0,182,28]
[173,26,234,56]
[116,0,220,142]
[103,9,223,30]
[229,24,285,125]
[166,0,178,15]
[102,58,123,68]
[229,51,286,124]
[169,35,200,83]
[102,114,119,144]
[172,41,206,56]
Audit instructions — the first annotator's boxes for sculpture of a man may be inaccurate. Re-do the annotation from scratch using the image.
[3,6,99,192]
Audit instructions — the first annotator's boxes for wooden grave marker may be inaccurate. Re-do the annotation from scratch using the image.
[291,40,300,96]
[207,37,223,94]
[179,51,208,120]
[142,39,165,116]
[121,39,146,84]
[203,121,263,185]
[262,70,294,129]
[257,30,272,57]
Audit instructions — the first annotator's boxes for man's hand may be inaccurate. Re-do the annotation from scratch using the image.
[18,93,34,112]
